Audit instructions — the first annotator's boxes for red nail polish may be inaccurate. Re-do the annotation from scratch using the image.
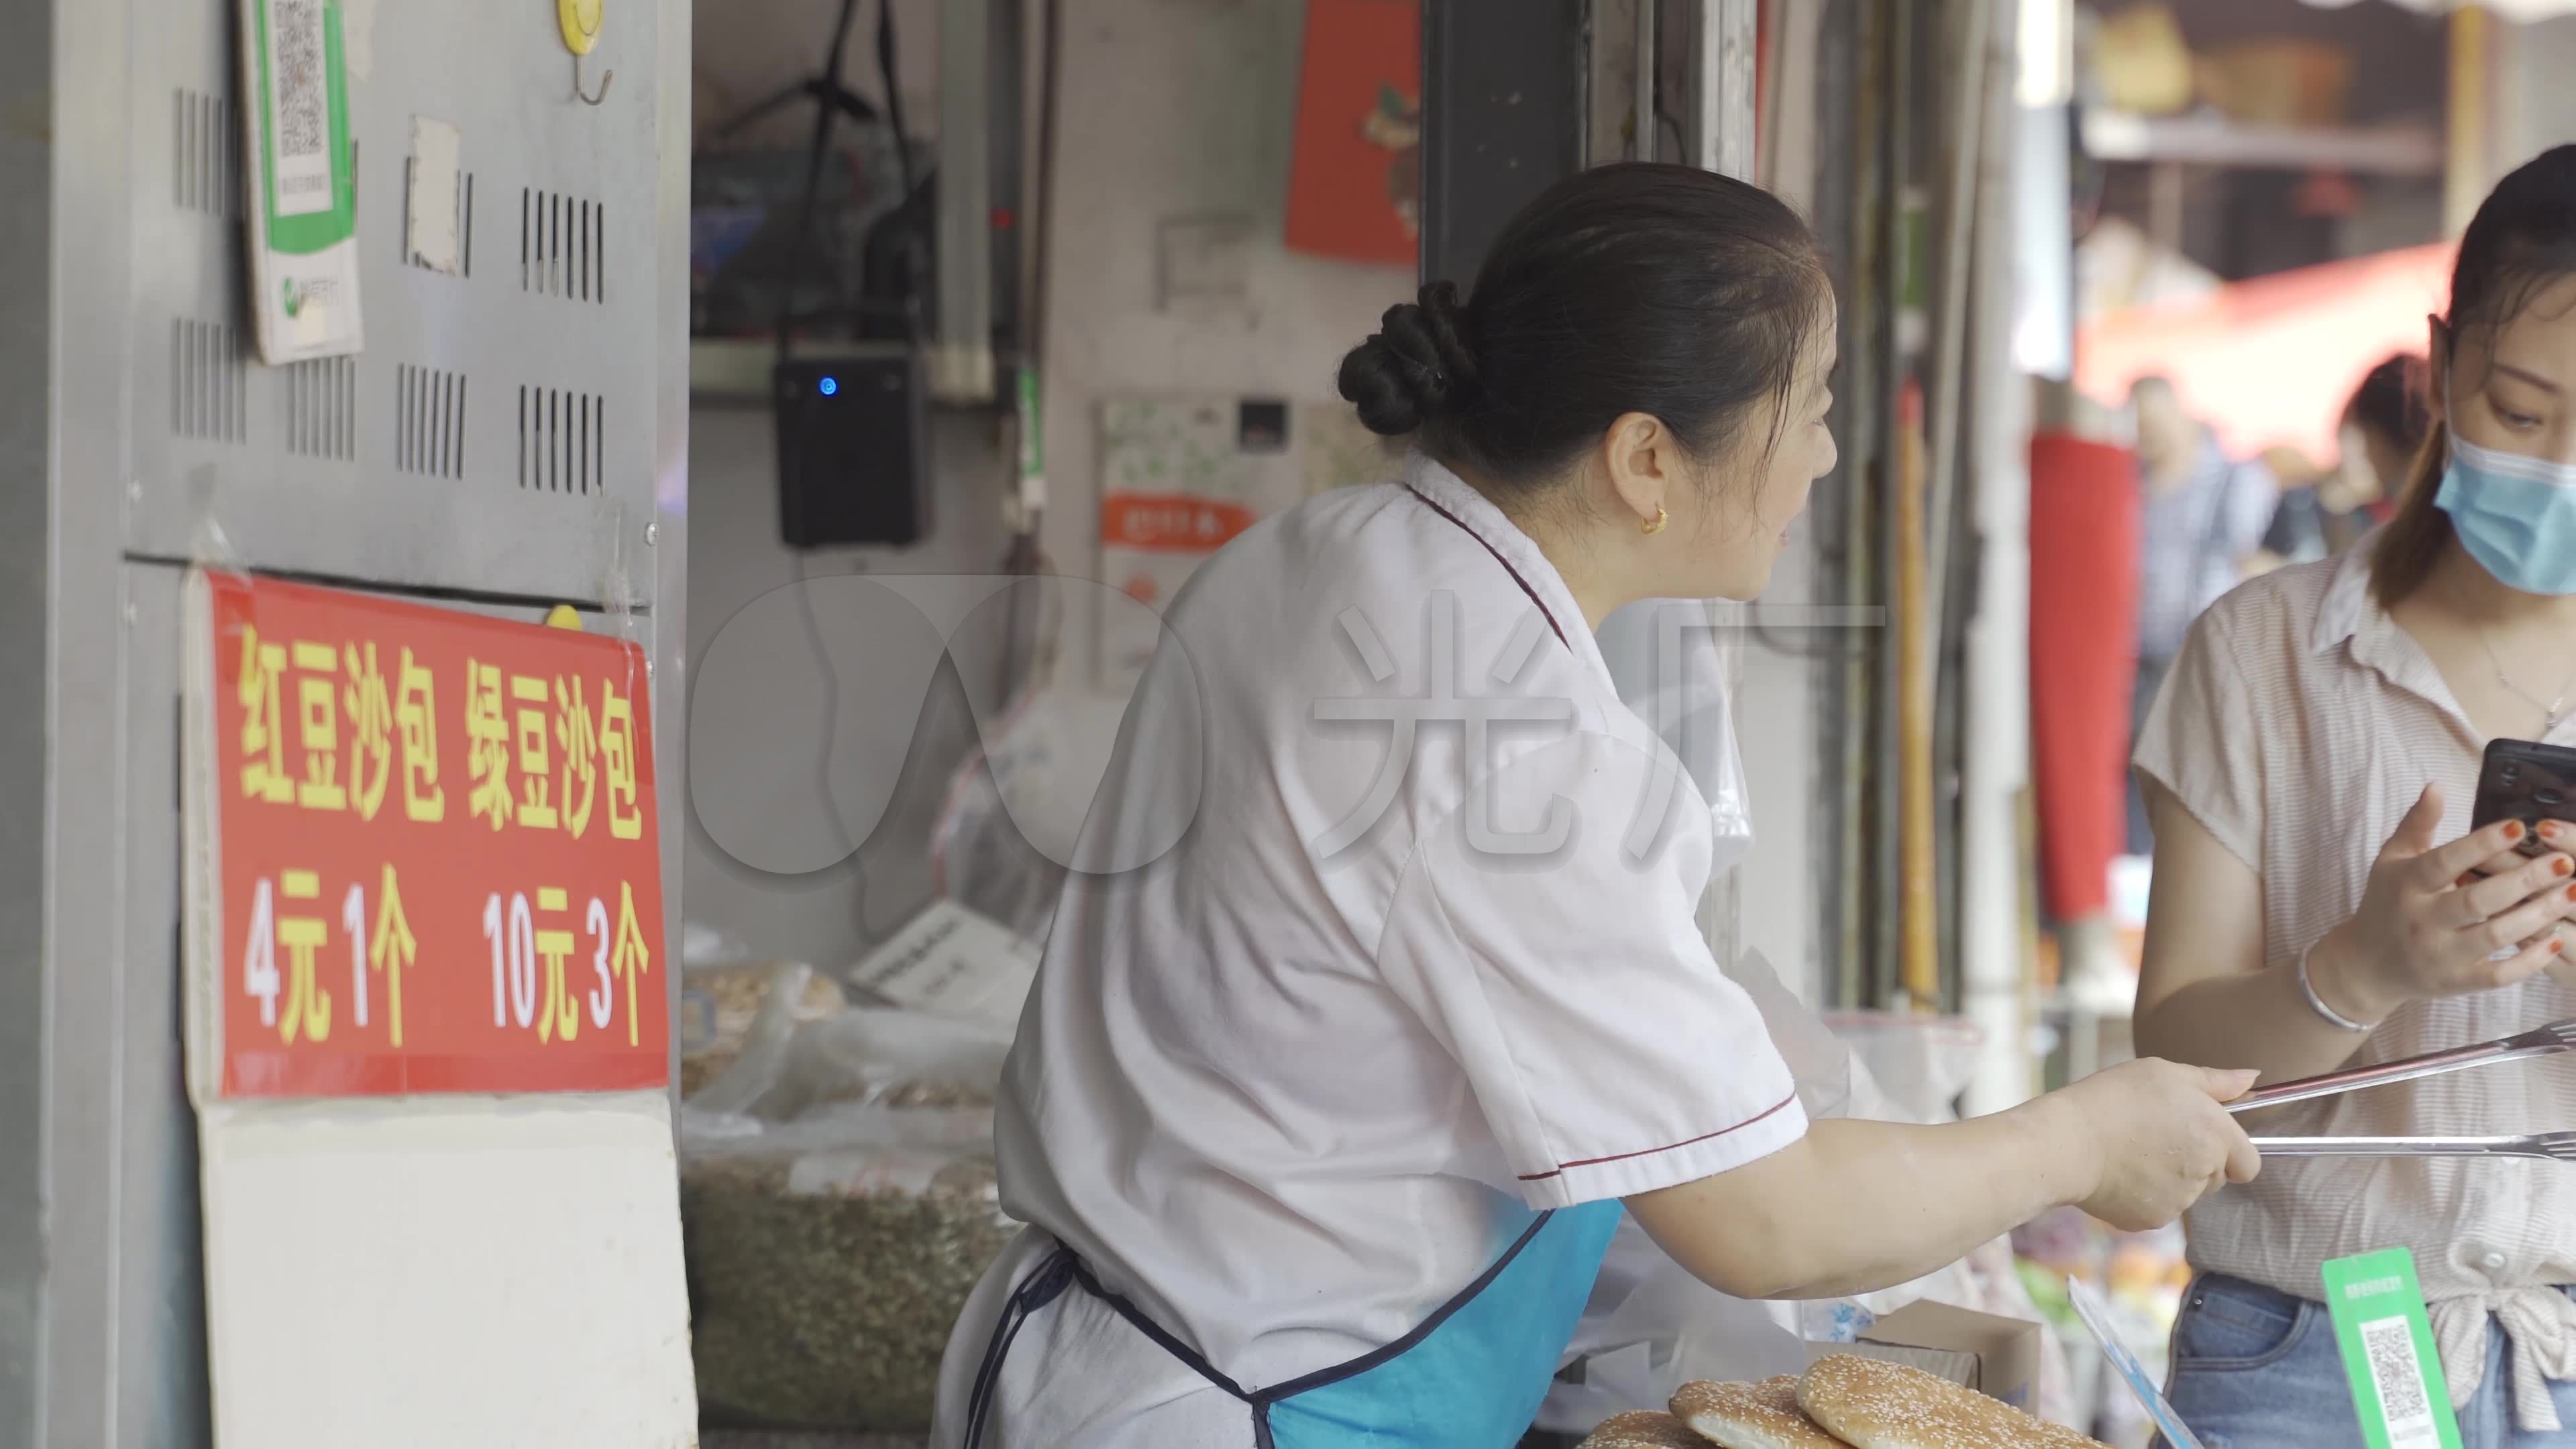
[2509,822,2528,841]
[2555,858,2570,877]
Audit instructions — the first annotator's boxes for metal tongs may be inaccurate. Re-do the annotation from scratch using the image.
[2227,1018,2576,1115]
[2231,1018,2576,1160]
[2251,1132,2576,1161]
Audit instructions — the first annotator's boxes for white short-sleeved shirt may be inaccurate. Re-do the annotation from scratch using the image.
[2135,540,2576,1428]
[934,455,1803,1447]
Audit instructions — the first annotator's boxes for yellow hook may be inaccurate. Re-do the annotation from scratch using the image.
[558,0,612,105]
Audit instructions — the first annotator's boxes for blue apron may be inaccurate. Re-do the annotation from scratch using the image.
[960,1199,1624,1449]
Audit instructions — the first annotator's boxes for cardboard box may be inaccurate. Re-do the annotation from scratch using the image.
[1817,1302,2047,1413]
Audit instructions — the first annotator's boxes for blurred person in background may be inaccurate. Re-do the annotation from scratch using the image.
[2258,354,2432,568]
[2256,350,2431,570]
[2127,374,2279,854]
[2250,445,2331,572]
[2339,351,2433,527]
[2133,146,2576,1448]
[2267,353,2421,567]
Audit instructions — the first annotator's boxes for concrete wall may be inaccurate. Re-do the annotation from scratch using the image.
[1028,0,1415,679]
[682,0,1416,971]
[682,0,1837,1002]
[682,404,1014,971]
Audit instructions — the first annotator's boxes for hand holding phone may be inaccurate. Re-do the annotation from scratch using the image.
[2471,739,2576,856]
[2471,739,2576,983]
[2315,780,2576,1018]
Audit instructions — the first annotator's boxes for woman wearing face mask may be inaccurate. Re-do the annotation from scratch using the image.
[930,164,2258,1449]
[2134,145,2576,1446]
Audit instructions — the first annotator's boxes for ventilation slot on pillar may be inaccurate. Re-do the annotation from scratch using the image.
[396,365,469,480]
[174,89,241,217]
[404,163,476,276]
[521,189,605,303]
[171,319,248,444]
[284,358,357,462]
[517,386,604,494]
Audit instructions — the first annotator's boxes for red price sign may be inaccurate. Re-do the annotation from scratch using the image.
[195,572,669,1098]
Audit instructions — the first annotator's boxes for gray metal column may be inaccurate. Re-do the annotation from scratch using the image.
[0,0,56,1438]
[0,0,695,1442]
[1420,0,1589,286]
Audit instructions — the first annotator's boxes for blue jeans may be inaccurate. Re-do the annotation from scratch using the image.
[2162,1274,2576,1448]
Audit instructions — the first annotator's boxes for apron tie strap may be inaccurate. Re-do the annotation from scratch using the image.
[963,1248,1079,1449]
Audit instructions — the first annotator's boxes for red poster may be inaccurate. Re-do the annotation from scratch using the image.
[1284,0,1421,265]
[189,572,669,1099]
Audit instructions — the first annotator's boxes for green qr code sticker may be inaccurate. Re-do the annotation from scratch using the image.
[2322,1250,2461,1449]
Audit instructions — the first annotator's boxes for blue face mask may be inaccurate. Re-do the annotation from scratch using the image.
[2434,429,2576,595]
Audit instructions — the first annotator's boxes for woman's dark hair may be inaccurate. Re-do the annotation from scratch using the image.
[2373,144,2576,606]
[1335,163,1831,500]
[2343,353,2428,455]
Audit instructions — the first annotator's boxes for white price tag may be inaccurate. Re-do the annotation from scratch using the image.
[849,901,1040,1033]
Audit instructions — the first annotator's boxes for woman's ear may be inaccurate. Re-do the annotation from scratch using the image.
[1597,412,1674,529]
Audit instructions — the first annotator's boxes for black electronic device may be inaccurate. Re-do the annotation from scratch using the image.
[759,0,934,551]
[2471,737,2576,859]
[775,350,929,548]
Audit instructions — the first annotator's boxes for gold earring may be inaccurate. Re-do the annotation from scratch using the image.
[1641,505,1668,536]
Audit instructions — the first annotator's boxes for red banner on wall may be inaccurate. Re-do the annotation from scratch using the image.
[1284,0,1421,265]
[187,572,669,1099]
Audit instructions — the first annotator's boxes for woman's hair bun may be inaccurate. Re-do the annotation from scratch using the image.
[1336,281,1481,437]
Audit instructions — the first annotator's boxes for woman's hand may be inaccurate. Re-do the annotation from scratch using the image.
[2053,1059,2261,1232]
[2310,785,2576,1024]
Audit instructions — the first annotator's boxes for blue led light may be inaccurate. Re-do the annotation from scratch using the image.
[818,376,840,397]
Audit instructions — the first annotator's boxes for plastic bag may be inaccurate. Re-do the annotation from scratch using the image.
[1822,1012,1985,1124]
[1721,948,1851,1122]
[1595,598,1755,874]
[681,1103,1014,1431]
[678,986,1022,1430]
[680,960,845,1099]
[684,919,756,971]
[929,689,1134,943]
[688,994,1011,1122]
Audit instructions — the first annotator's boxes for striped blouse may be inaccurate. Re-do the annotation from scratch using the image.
[2135,540,2576,1430]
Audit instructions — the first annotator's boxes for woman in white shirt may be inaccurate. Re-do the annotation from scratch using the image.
[933,162,2257,1449]
[2136,145,2576,1446]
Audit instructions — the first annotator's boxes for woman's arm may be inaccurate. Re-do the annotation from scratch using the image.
[2129,784,2389,1084]
[2133,782,2576,1085]
[1626,1059,2257,1301]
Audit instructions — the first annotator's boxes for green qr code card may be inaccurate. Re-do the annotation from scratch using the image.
[2322,1250,2462,1449]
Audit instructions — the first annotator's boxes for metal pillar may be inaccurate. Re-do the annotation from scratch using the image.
[1690,0,1760,180]
[1420,0,1590,287]
[1420,0,1756,278]
[0,1,695,1442]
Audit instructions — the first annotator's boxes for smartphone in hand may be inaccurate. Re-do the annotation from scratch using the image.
[2470,738,2576,860]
